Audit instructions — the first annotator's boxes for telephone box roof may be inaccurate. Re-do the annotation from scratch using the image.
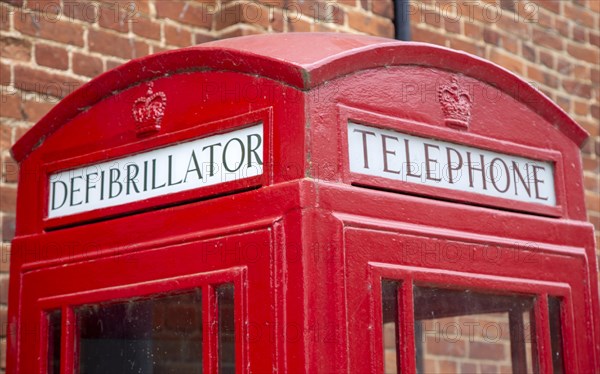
[12,33,588,162]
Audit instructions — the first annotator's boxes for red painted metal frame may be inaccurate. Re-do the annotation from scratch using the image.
[334,203,596,373]
[338,104,566,217]
[37,267,246,374]
[42,108,273,229]
[14,222,275,373]
[368,263,577,373]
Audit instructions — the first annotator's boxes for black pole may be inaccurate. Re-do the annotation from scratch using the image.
[394,0,411,41]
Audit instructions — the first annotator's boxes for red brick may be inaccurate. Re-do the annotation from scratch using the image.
[0,36,31,62]
[155,1,213,29]
[585,192,600,212]
[0,62,9,86]
[444,18,461,34]
[123,0,150,16]
[591,104,600,120]
[489,49,524,75]
[337,0,357,6]
[426,338,466,357]
[14,65,85,99]
[557,58,572,75]
[219,26,263,39]
[88,28,149,60]
[348,10,393,37]
[411,26,446,46]
[72,53,103,78]
[106,59,124,71]
[35,43,69,70]
[556,95,571,112]
[372,0,393,19]
[215,2,275,30]
[536,10,553,29]
[573,25,587,43]
[63,0,99,23]
[573,64,590,80]
[449,37,485,57]
[288,17,312,32]
[439,360,457,373]
[590,32,600,48]
[132,16,161,40]
[539,51,554,69]
[294,1,345,24]
[22,98,54,122]
[194,32,217,44]
[555,18,569,38]
[464,23,483,39]
[522,43,536,62]
[1,337,5,369]
[99,2,130,33]
[421,6,443,28]
[152,46,171,54]
[0,244,8,273]
[528,66,558,89]
[0,185,16,214]
[1,155,18,184]
[164,24,193,47]
[14,11,84,47]
[580,120,599,137]
[0,306,7,336]
[532,28,563,50]
[1,215,14,242]
[483,28,500,46]
[591,68,600,85]
[583,155,600,173]
[496,13,530,37]
[563,3,595,28]
[271,8,284,32]
[500,34,519,54]
[0,124,11,152]
[567,43,600,64]
[0,4,11,31]
[469,341,506,360]
[0,94,21,120]
[26,0,61,14]
[1,0,22,6]
[574,100,589,117]
[589,214,600,231]
[533,0,560,14]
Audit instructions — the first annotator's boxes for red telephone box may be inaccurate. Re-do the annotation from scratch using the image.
[7,33,599,373]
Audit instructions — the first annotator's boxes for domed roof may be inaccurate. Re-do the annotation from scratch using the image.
[12,33,587,161]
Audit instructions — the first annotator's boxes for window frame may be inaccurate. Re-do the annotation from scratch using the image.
[38,267,247,374]
[369,263,577,373]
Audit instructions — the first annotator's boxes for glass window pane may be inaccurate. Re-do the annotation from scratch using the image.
[381,280,400,374]
[413,286,537,374]
[47,309,62,374]
[217,284,235,374]
[76,289,202,374]
[548,296,565,373]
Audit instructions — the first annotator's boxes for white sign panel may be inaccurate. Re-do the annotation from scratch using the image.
[348,122,556,206]
[49,124,264,218]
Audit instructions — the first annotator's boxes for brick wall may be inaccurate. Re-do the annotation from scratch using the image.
[0,0,598,372]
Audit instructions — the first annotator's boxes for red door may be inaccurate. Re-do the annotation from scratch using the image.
[344,223,593,373]
[15,229,274,373]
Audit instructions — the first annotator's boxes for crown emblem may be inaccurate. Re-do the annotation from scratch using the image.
[132,82,167,136]
[438,78,472,130]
